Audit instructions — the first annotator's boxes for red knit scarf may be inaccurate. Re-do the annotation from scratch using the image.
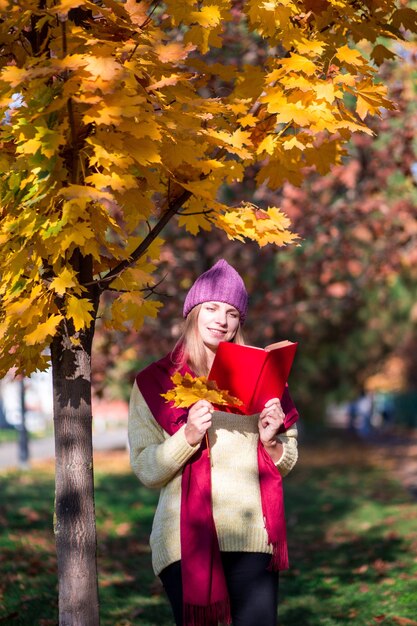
[135,352,298,626]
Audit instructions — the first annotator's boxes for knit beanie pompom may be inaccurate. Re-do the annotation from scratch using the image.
[183,259,248,323]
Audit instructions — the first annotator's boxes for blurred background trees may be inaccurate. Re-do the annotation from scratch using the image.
[94,21,417,424]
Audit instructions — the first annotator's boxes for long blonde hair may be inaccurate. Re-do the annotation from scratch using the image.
[172,304,245,376]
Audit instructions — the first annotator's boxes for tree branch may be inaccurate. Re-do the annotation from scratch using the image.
[95,188,192,290]
[87,145,227,291]
[178,208,214,217]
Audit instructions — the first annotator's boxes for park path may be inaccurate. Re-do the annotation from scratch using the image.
[0,427,128,471]
[366,428,417,499]
[312,424,417,500]
[2,423,416,501]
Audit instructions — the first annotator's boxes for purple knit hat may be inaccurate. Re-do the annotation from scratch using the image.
[183,259,248,323]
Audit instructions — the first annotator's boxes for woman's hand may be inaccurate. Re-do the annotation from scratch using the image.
[184,399,214,446]
[258,398,285,461]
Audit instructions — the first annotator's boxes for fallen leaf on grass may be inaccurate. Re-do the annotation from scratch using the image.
[115,522,131,536]
[373,617,417,625]
[398,572,416,580]
[18,506,41,522]
[372,558,392,575]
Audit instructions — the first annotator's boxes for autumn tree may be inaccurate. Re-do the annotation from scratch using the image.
[190,19,417,409]
[95,23,417,413]
[247,37,417,407]
[1,1,416,624]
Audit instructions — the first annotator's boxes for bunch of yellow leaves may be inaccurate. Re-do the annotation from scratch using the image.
[162,372,242,409]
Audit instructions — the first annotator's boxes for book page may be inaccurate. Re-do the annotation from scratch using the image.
[264,340,294,351]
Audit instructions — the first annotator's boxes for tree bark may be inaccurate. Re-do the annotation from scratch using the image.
[51,322,100,626]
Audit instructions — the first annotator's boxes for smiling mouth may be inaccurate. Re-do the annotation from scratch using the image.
[208,328,226,336]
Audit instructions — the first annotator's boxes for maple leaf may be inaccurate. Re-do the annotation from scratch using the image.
[257,158,305,188]
[280,54,318,76]
[190,6,222,28]
[161,372,243,409]
[355,82,395,120]
[371,44,397,66]
[233,64,265,99]
[264,95,318,127]
[283,136,306,151]
[256,135,277,155]
[314,81,339,104]
[335,45,367,68]
[49,267,79,296]
[109,263,156,292]
[109,293,162,331]
[59,222,96,250]
[123,136,162,166]
[154,42,195,64]
[25,314,64,346]
[214,203,299,247]
[0,65,27,88]
[66,296,95,332]
[307,139,346,175]
[391,7,417,33]
[17,138,43,156]
[83,55,122,82]
[206,128,253,158]
[85,172,138,192]
[177,211,212,235]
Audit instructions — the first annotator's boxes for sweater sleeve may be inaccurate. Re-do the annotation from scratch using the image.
[275,424,298,477]
[128,382,200,489]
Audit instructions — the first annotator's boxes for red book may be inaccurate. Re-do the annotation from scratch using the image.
[208,340,298,415]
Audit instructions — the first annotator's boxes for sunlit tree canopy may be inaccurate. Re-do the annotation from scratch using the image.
[1,0,416,377]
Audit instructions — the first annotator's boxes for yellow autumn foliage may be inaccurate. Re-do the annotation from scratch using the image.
[162,372,243,409]
[0,0,415,375]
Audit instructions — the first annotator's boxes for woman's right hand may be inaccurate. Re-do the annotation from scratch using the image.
[184,399,214,446]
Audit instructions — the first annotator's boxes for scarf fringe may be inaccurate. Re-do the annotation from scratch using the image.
[268,540,289,571]
[183,598,232,626]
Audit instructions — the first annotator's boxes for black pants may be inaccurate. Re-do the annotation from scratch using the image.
[159,552,279,626]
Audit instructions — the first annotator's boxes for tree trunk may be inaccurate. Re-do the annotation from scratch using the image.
[51,324,100,626]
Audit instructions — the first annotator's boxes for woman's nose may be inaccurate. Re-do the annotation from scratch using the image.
[214,312,227,326]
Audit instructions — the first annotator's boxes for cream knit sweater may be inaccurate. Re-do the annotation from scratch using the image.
[128,383,298,576]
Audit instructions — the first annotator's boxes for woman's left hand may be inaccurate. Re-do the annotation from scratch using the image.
[258,398,285,448]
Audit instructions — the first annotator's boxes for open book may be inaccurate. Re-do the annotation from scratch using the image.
[208,340,298,415]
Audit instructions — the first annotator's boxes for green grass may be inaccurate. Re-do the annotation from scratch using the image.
[280,435,417,626]
[0,427,53,445]
[1,428,417,625]
[0,428,19,444]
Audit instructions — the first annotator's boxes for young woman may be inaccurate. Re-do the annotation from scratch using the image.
[128,259,299,626]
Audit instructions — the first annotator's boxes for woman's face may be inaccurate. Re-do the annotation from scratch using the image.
[197,301,240,352]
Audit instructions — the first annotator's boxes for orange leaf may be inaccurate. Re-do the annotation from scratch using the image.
[162,372,243,409]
